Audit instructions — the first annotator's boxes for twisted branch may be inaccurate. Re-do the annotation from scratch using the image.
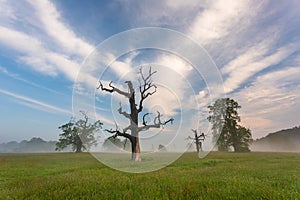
[97,81,130,98]
[139,111,174,131]
[138,67,157,112]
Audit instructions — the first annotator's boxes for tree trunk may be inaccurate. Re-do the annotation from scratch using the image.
[232,140,241,152]
[129,93,142,161]
[131,137,136,160]
[130,127,141,161]
[232,126,241,152]
[134,137,141,161]
[76,140,82,153]
[195,133,200,153]
[228,120,241,152]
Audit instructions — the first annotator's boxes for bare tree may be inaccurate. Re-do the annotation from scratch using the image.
[187,129,206,153]
[97,67,174,161]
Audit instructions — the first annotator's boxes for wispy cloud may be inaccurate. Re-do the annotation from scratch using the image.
[0,24,80,80]
[26,0,94,57]
[0,0,95,82]
[222,43,297,93]
[189,0,254,44]
[0,66,65,95]
[233,66,300,137]
[0,88,71,115]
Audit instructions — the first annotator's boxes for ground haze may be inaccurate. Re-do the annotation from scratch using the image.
[1,152,299,199]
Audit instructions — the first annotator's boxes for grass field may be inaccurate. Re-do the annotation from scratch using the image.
[0,152,299,199]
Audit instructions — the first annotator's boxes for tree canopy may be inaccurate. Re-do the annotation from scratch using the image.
[56,111,102,153]
[208,98,252,152]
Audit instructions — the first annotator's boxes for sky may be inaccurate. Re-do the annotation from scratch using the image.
[0,0,299,148]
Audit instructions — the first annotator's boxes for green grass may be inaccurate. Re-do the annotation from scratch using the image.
[0,152,299,199]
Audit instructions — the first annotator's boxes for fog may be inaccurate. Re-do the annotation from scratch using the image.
[251,126,300,152]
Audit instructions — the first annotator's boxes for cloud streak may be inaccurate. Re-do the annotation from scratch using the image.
[0,0,96,82]
[233,66,300,137]
[222,43,297,93]
[0,66,65,95]
[189,0,252,44]
[0,88,72,115]
[26,0,94,58]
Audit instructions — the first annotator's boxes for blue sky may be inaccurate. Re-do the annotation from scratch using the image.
[0,0,300,147]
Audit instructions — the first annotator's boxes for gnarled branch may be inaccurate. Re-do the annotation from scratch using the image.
[139,111,174,131]
[118,103,131,119]
[138,67,157,112]
[189,129,207,141]
[123,125,132,133]
[97,81,130,98]
[104,129,134,142]
[142,113,151,126]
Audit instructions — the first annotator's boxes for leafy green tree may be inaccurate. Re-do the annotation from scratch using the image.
[56,112,102,153]
[207,98,252,152]
[236,125,252,152]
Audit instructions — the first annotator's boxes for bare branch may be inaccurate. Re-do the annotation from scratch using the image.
[137,67,157,113]
[123,125,131,133]
[118,103,131,119]
[76,110,89,128]
[139,111,174,131]
[185,136,194,140]
[105,129,133,141]
[125,81,135,95]
[188,129,207,141]
[80,110,88,124]
[142,113,150,126]
[97,80,130,98]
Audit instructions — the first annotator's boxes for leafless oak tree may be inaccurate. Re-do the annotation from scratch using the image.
[187,129,206,153]
[97,67,174,161]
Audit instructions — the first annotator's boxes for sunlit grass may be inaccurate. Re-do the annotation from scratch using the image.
[0,152,299,199]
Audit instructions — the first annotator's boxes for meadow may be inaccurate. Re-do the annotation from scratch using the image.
[0,152,299,199]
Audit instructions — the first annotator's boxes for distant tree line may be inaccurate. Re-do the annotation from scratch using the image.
[0,137,60,153]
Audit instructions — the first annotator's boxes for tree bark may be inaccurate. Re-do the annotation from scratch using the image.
[76,138,82,153]
[195,132,200,153]
[129,92,142,161]
[230,121,241,152]
[134,137,141,162]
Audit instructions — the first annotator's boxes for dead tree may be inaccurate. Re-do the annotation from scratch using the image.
[187,129,206,153]
[97,67,174,161]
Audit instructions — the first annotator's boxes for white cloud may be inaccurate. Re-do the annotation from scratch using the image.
[0,26,44,55]
[221,39,273,75]
[0,0,98,83]
[165,0,201,10]
[156,54,193,76]
[110,60,134,79]
[0,26,57,75]
[0,0,16,22]
[233,66,300,138]
[0,26,83,80]
[222,43,297,93]
[26,0,94,58]
[189,0,252,44]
